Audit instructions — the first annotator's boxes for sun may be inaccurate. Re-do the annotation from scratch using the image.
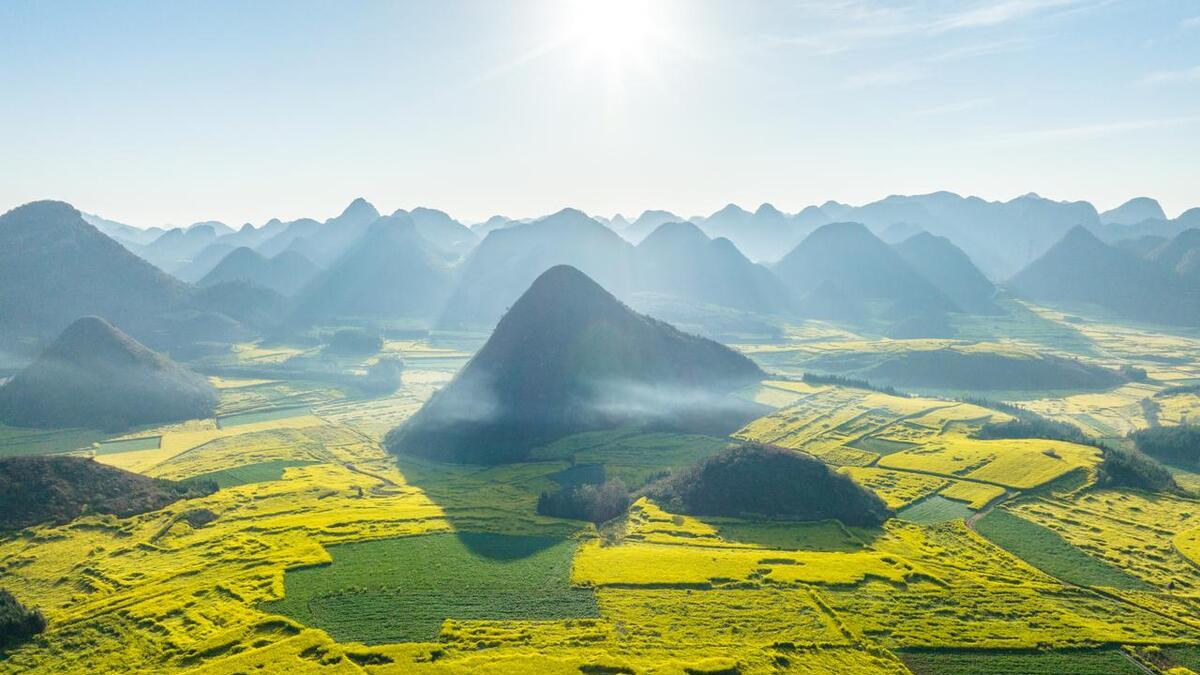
[562,0,661,74]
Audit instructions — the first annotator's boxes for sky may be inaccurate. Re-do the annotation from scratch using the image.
[1,0,1198,228]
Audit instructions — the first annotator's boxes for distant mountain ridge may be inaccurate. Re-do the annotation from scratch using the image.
[0,201,188,351]
[1009,226,1200,327]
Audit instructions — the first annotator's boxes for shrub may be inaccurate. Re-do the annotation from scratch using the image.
[325,328,383,355]
[537,479,631,524]
[1130,425,1200,467]
[0,590,45,648]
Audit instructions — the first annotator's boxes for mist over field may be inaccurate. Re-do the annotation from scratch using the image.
[2,1,1200,673]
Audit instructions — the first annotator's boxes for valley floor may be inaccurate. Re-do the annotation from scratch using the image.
[6,308,1200,674]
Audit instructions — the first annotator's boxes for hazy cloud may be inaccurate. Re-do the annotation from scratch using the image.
[983,116,1200,146]
[1182,16,1200,30]
[1142,65,1200,85]
[915,98,993,116]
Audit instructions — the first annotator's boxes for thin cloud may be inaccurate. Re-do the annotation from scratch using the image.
[1142,65,1200,85]
[929,0,1080,33]
[842,64,929,89]
[1182,16,1200,30]
[985,116,1200,145]
[915,98,993,116]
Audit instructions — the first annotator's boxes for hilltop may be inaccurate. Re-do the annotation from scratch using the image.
[893,232,999,315]
[1009,226,1200,327]
[290,214,454,325]
[633,221,791,314]
[438,209,635,329]
[643,443,891,526]
[0,201,187,350]
[0,317,217,430]
[387,265,764,463]
[775,222,955,320]
[198,247,320,296]
[0,456,214,531]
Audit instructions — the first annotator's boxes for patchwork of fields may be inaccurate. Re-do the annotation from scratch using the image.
[6,313,1200,674]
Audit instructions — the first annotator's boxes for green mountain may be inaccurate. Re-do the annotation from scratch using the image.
[644,443,891,526]
[387,265,764,463]
[291,214,453,324]
[438,208,635,329]
[775,222,955,319]
[199,247,320,296]
[0,455,214,530]
[0,201,187,352]
[633,221,791,314]
[1146,229,1200,279]
[0,317,217,429]
[893,232,999,314]
[1009,226,1200,327]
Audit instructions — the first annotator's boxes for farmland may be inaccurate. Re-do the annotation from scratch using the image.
[5,318,1200,674]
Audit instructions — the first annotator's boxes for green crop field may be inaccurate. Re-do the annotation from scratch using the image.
[187,459,320,488]
[896,495,974,524]
[216,406,311,428]
[974,508,1152,590]
[263,533,598,643]
[0,424,106,457]
[94,435,161,454]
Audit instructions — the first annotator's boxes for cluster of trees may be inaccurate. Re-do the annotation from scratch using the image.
[324,328,383,355]
[1130,425,1200,467]
[0,590,45,648]
[1095,444,1179,493]
[0,456,217,531]
[801,372,901,396]
[361,356,405,395]
[536,479,631,524]
[643,443,891,526]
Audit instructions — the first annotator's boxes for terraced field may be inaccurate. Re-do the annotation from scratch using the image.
[6,325,1200,673]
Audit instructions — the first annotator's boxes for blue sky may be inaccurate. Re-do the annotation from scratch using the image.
[1,0,1197,227]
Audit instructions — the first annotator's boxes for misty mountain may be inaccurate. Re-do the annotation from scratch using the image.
[254,218,322,258]
[893,232,999,314]
[198,247,320,296]
[633,221,791,314]
[472,215,516,236]
[622,209,683,243]
[285,197,382,266]
[438,208,635,329]
[694,203,805,262]
[0,201,188,351]
[0,316,217,429]
[395,206,479,257]
[775,222,955,319]
[387,265,764,463]
[1100,197,1167,225]
[837,191,1101,278]
[1008,225,1200,327]
[291,214,453,325]
[136,224,222,270]
[1113,235,1168,258]
[1146,229,1200,279]
[81,213,164,247]
[173,242,238,282]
